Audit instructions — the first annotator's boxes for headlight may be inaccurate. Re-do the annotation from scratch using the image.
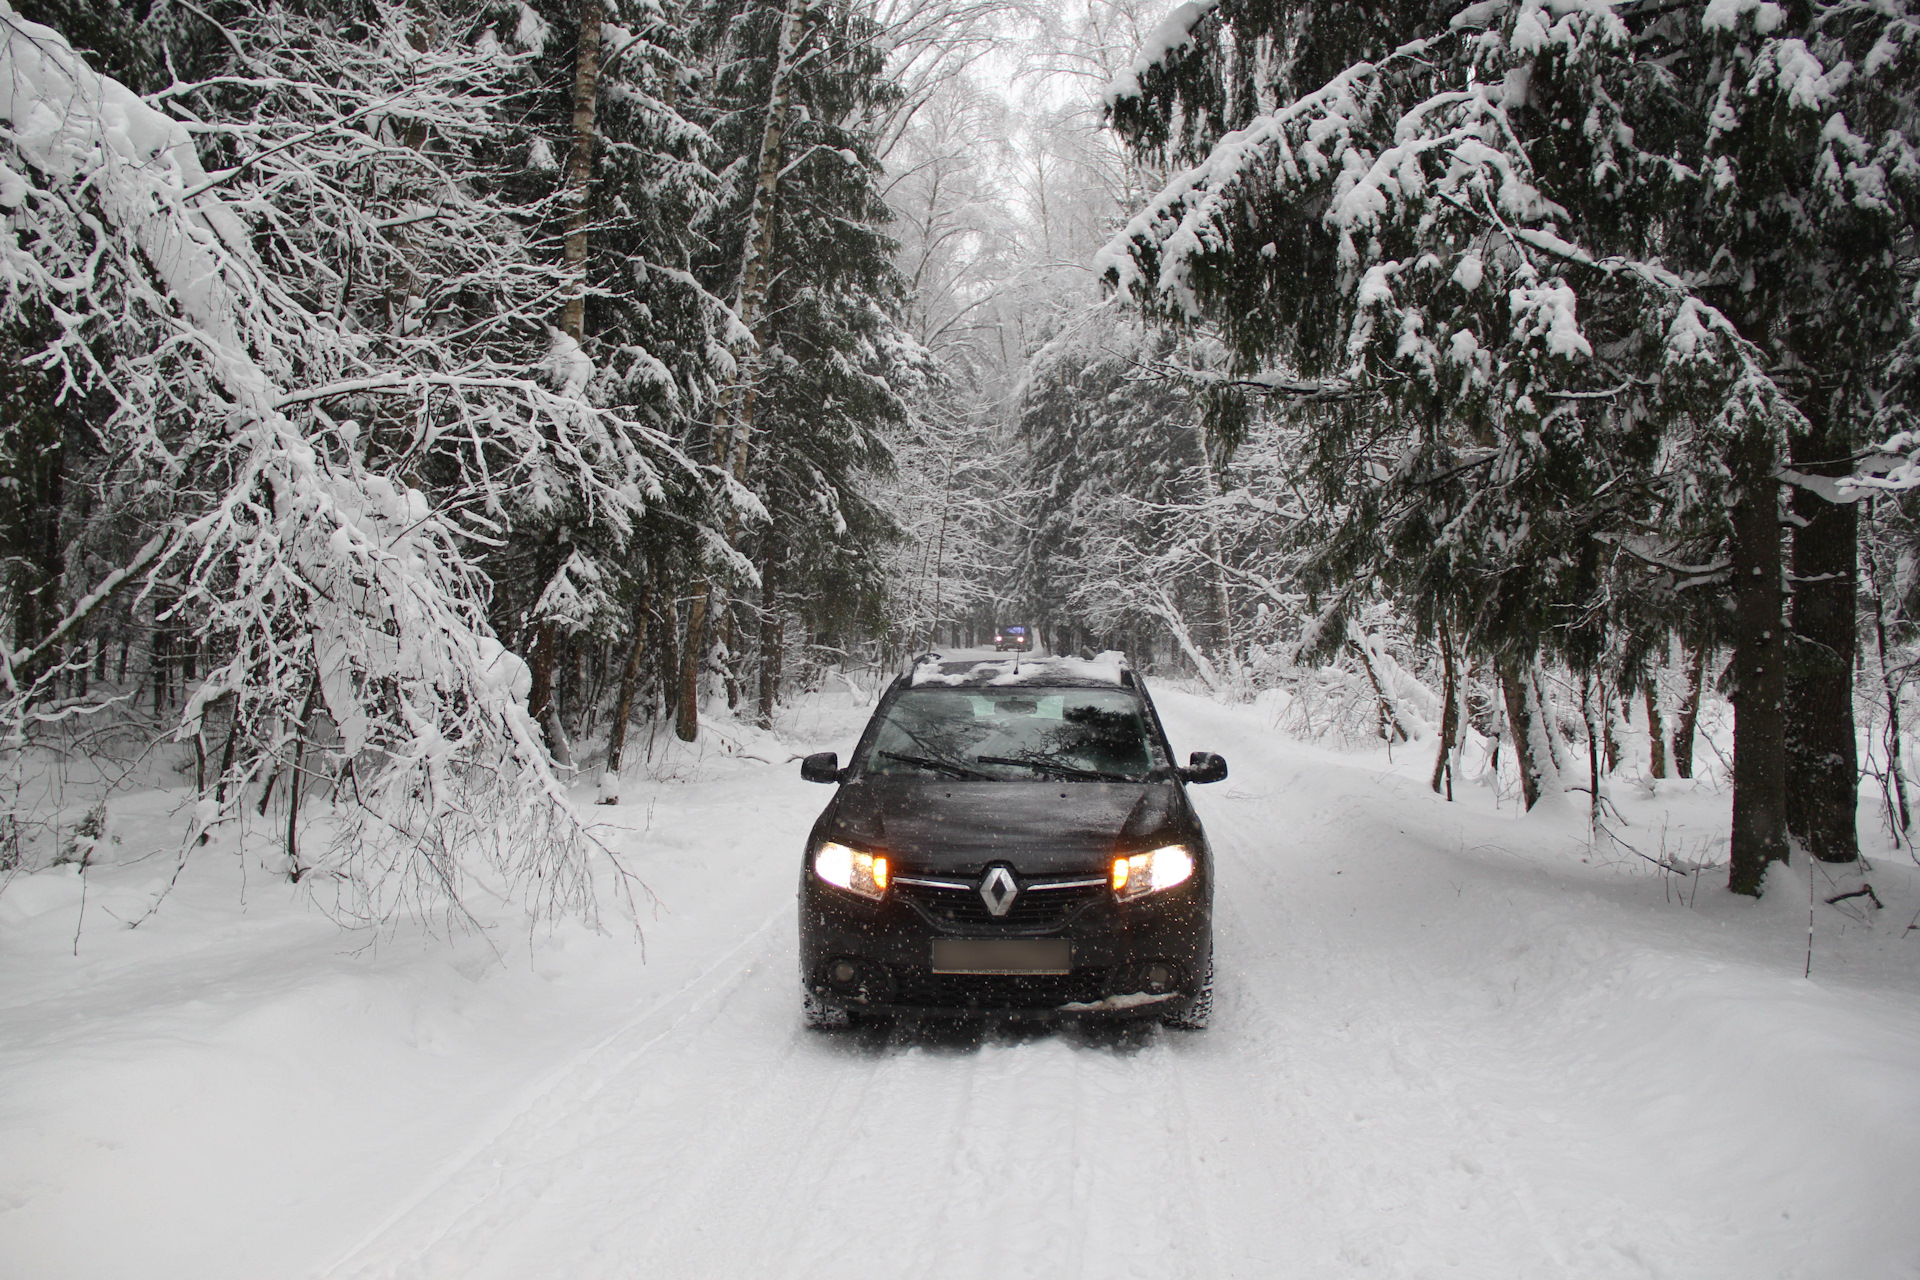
[814,841,889,900]
[1111,844,1194,899]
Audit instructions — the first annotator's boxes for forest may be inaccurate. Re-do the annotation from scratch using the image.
[5,3,1920,1277]
[2,0,1918,919]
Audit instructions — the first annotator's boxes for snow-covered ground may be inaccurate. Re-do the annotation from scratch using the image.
[4,686,1918,1279]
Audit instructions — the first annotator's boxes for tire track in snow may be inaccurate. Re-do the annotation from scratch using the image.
[1137,1035,1225,1279]
[763,1030,1015,1280]
[335,688,1660,1279]
[317,899,793,1280]
[875,1033,991,1280]
[1169,695,1586,1275]
[593,1019,905,1276]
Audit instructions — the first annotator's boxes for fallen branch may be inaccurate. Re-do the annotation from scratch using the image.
[1595,825,1693,875]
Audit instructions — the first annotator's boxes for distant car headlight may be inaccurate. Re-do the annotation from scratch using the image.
[814,841,889,900]
[1111,844,1194,899]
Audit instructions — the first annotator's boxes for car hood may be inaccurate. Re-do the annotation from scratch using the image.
[825,776,1186,877]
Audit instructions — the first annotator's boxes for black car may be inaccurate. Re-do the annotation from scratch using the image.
[992,625,1032,652]
[797,652,1226,1029]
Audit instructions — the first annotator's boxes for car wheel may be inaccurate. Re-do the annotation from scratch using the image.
[1161,959,1213,1031]
[803,988,852,1030]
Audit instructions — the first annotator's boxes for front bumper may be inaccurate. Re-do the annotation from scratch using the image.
[799,874,1211,1020]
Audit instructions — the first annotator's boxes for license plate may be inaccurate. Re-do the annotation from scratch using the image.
[930,939,1071,975]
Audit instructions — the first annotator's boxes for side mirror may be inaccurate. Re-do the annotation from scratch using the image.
[1180,751,1228,784]
[801,751,844,784]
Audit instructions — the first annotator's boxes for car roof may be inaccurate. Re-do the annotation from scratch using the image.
[905,650,1134,689]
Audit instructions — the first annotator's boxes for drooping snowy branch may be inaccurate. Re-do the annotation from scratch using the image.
[0,1,686,921]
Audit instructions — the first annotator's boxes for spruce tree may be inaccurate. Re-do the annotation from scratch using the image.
[673,0,915,735]
[1100,0,1917,892]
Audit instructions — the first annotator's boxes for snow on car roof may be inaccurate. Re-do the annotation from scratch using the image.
[909,650,1130,687]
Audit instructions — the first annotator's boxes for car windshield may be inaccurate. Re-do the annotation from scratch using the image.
[863,687,1163,782]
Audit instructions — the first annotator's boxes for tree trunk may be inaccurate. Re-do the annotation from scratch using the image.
[738,0,805,326]
[1583,676,1602,834]
[151,620,169,713]
[1673,641,1706,779]
[1,337,67,684]
[721,602,742,711]
[1156,597,1221,692]
[1531,665,1574,780]
[1868,536,1912,845]
[1728,455,1790,896]
[285,677,320,882]
[1784,404,1860,864]
[926,483,952,652]
[572,636,592,742]
[1498,657,1557,811]
[676,588,707,742]
[1347,622,1412,742]
[758,611,786,729]
[756,532,785,729]
[676,0,809,746]
[1431,621,1458,796]
[1644,681,1667,779]
[202,692,241,845]
[598,589,650,804]
[1192,411,1235,670]
[516,0,601,759]
[528,619,557,735]
[1601,684,1619,774]
[655,589,678,718]
[560,0,604,344]
[544,702,576,769]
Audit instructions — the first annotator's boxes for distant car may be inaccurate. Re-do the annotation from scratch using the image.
[992,625,1032,651]
[796,651,1226,1028]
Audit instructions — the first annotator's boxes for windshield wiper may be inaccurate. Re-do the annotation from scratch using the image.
[878,750,991,779]
[975,755,1139,783]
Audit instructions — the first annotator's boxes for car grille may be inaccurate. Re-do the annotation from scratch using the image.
[898,880,1105,932]
[888,967,1111,1010]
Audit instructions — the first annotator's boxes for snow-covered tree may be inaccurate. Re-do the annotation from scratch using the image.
[1100,0,1918,894]
[1015,307,1220,664]
[667,0,917,733]
[488,0,741,790]
[0,0,696,919]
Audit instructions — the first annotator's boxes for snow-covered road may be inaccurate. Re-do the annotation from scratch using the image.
[6,688,1919,1278]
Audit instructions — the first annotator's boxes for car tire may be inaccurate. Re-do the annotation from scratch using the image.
[803,988,852,1030]
[1161,959,1213,1030]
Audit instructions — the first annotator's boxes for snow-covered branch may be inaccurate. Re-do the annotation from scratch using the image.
[0,0,678,922]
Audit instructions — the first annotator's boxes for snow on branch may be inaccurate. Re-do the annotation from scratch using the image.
[1094,35,1439,313]
[1839,434,1920,496]
[1097,0,1806,469]
[0,2,665,924]
[1102,0,1220,109]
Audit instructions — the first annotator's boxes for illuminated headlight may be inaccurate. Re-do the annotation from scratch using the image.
[814,841,889,900]
[1111,845,1194,899]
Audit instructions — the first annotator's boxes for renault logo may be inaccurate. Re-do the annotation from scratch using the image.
[979,866,1019,917]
